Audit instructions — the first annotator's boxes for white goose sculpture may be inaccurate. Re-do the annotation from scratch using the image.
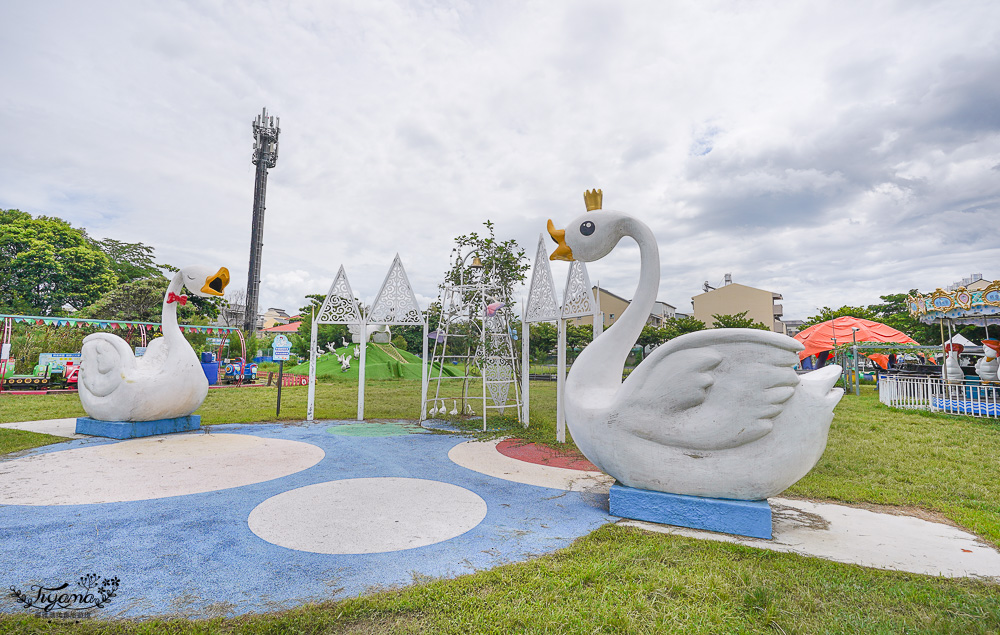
[943,343,965,384]
[976,340,999,382]
[79,265,229,422]
[547,201,843,500]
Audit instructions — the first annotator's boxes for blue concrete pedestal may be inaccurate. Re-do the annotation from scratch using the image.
[75,415,201,439]
[609,483,772,539]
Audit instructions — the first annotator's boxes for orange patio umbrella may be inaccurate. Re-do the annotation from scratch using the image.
[793,316,919,361]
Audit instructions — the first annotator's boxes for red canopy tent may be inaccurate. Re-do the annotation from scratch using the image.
[867,353,890,370]
[793,316,918,361]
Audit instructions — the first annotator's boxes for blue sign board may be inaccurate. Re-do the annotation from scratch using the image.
[272,334,292,361]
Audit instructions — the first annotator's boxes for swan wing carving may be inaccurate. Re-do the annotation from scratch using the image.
[616,329,803,451]
[79,332,137,398]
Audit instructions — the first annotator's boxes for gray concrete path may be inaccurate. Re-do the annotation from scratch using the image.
[0,417,85,438]
[454,439,1000,581]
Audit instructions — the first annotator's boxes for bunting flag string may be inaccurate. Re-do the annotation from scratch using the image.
[0,314,239,335]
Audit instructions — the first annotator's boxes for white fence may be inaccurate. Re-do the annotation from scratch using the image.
[879,374,1000,419]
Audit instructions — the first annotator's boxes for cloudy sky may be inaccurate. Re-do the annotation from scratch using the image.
[3,0,999,322]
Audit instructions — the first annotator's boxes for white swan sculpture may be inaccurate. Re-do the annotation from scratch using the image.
[79,265,229,422]
[547,203,843,500]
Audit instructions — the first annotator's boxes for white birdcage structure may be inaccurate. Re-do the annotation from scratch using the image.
[423,249,522,430]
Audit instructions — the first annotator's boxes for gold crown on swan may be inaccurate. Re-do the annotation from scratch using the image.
[584,188,603,211]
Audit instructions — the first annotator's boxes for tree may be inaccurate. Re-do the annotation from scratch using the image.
[0,209,117,315]
[661,316,706,340]
[529,322,558,361]
[710,311,770,330]
[77,275,221,323]
[565,323,593,359]
[219,288,248,328]
[89,237,162,283]
[291,294,351,357]
[637,325,662,349]
[865,291,949,344]
[79,277,171,322]
[804,305,879,327]
[444,221,529,306]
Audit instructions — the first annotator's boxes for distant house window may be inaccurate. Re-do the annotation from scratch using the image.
[610,314,615,321]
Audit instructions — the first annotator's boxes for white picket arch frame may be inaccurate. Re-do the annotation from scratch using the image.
[306,256,427,421]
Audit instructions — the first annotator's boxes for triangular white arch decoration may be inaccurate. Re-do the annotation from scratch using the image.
[525,234,561,323]
[367,253,424,325]
[561,260,595,319]
[317,265,363,325]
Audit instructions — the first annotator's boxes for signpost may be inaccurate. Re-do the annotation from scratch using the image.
[272,334,291,416]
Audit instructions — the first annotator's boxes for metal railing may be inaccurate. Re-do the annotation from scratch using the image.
[879,374,1000,419]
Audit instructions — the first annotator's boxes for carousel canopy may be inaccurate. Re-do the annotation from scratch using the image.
[793,316,918,361]
[908,282,1000,325]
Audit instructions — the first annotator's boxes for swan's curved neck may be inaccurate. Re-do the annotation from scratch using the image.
[162,271,185,343]
[571,218,659,391]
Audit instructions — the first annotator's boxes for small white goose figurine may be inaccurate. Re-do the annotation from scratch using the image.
[943,343,965,384]
[547,192,843,500]
[976,340,999,382]
[79,266,229,421]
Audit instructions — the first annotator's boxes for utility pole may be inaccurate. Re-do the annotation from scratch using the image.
[245,107,280,337]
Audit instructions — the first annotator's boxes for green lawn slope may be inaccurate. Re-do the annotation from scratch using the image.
[288,343,461,381]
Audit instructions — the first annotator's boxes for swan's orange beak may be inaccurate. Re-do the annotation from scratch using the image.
[201,267,230,297]
[547,219,574,261]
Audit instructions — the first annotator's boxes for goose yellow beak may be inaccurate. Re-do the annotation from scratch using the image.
[547,219,574,261]
[201,267,230,297]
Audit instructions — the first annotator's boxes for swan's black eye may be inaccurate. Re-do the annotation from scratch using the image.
[580,221,596,236]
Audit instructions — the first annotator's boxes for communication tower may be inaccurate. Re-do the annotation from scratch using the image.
[245,107,280,336]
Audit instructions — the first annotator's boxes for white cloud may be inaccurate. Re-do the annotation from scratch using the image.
[2,0,999,324]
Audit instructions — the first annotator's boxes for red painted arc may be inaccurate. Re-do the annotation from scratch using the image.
[495,438,599,472]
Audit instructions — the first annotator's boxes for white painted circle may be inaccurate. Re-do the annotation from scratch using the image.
[248,478,488,554]
[448,439,613,492]
[0,434,325,505]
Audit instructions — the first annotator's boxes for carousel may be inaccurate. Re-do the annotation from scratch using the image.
[879,278,1000,418]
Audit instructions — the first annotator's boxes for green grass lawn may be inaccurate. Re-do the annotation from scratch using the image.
[1,526,998,634]
[0,427,66,456]
[788,388,1000,547]
[1,383,999,633]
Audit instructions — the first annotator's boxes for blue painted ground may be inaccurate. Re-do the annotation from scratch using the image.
[0,421,612,619]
